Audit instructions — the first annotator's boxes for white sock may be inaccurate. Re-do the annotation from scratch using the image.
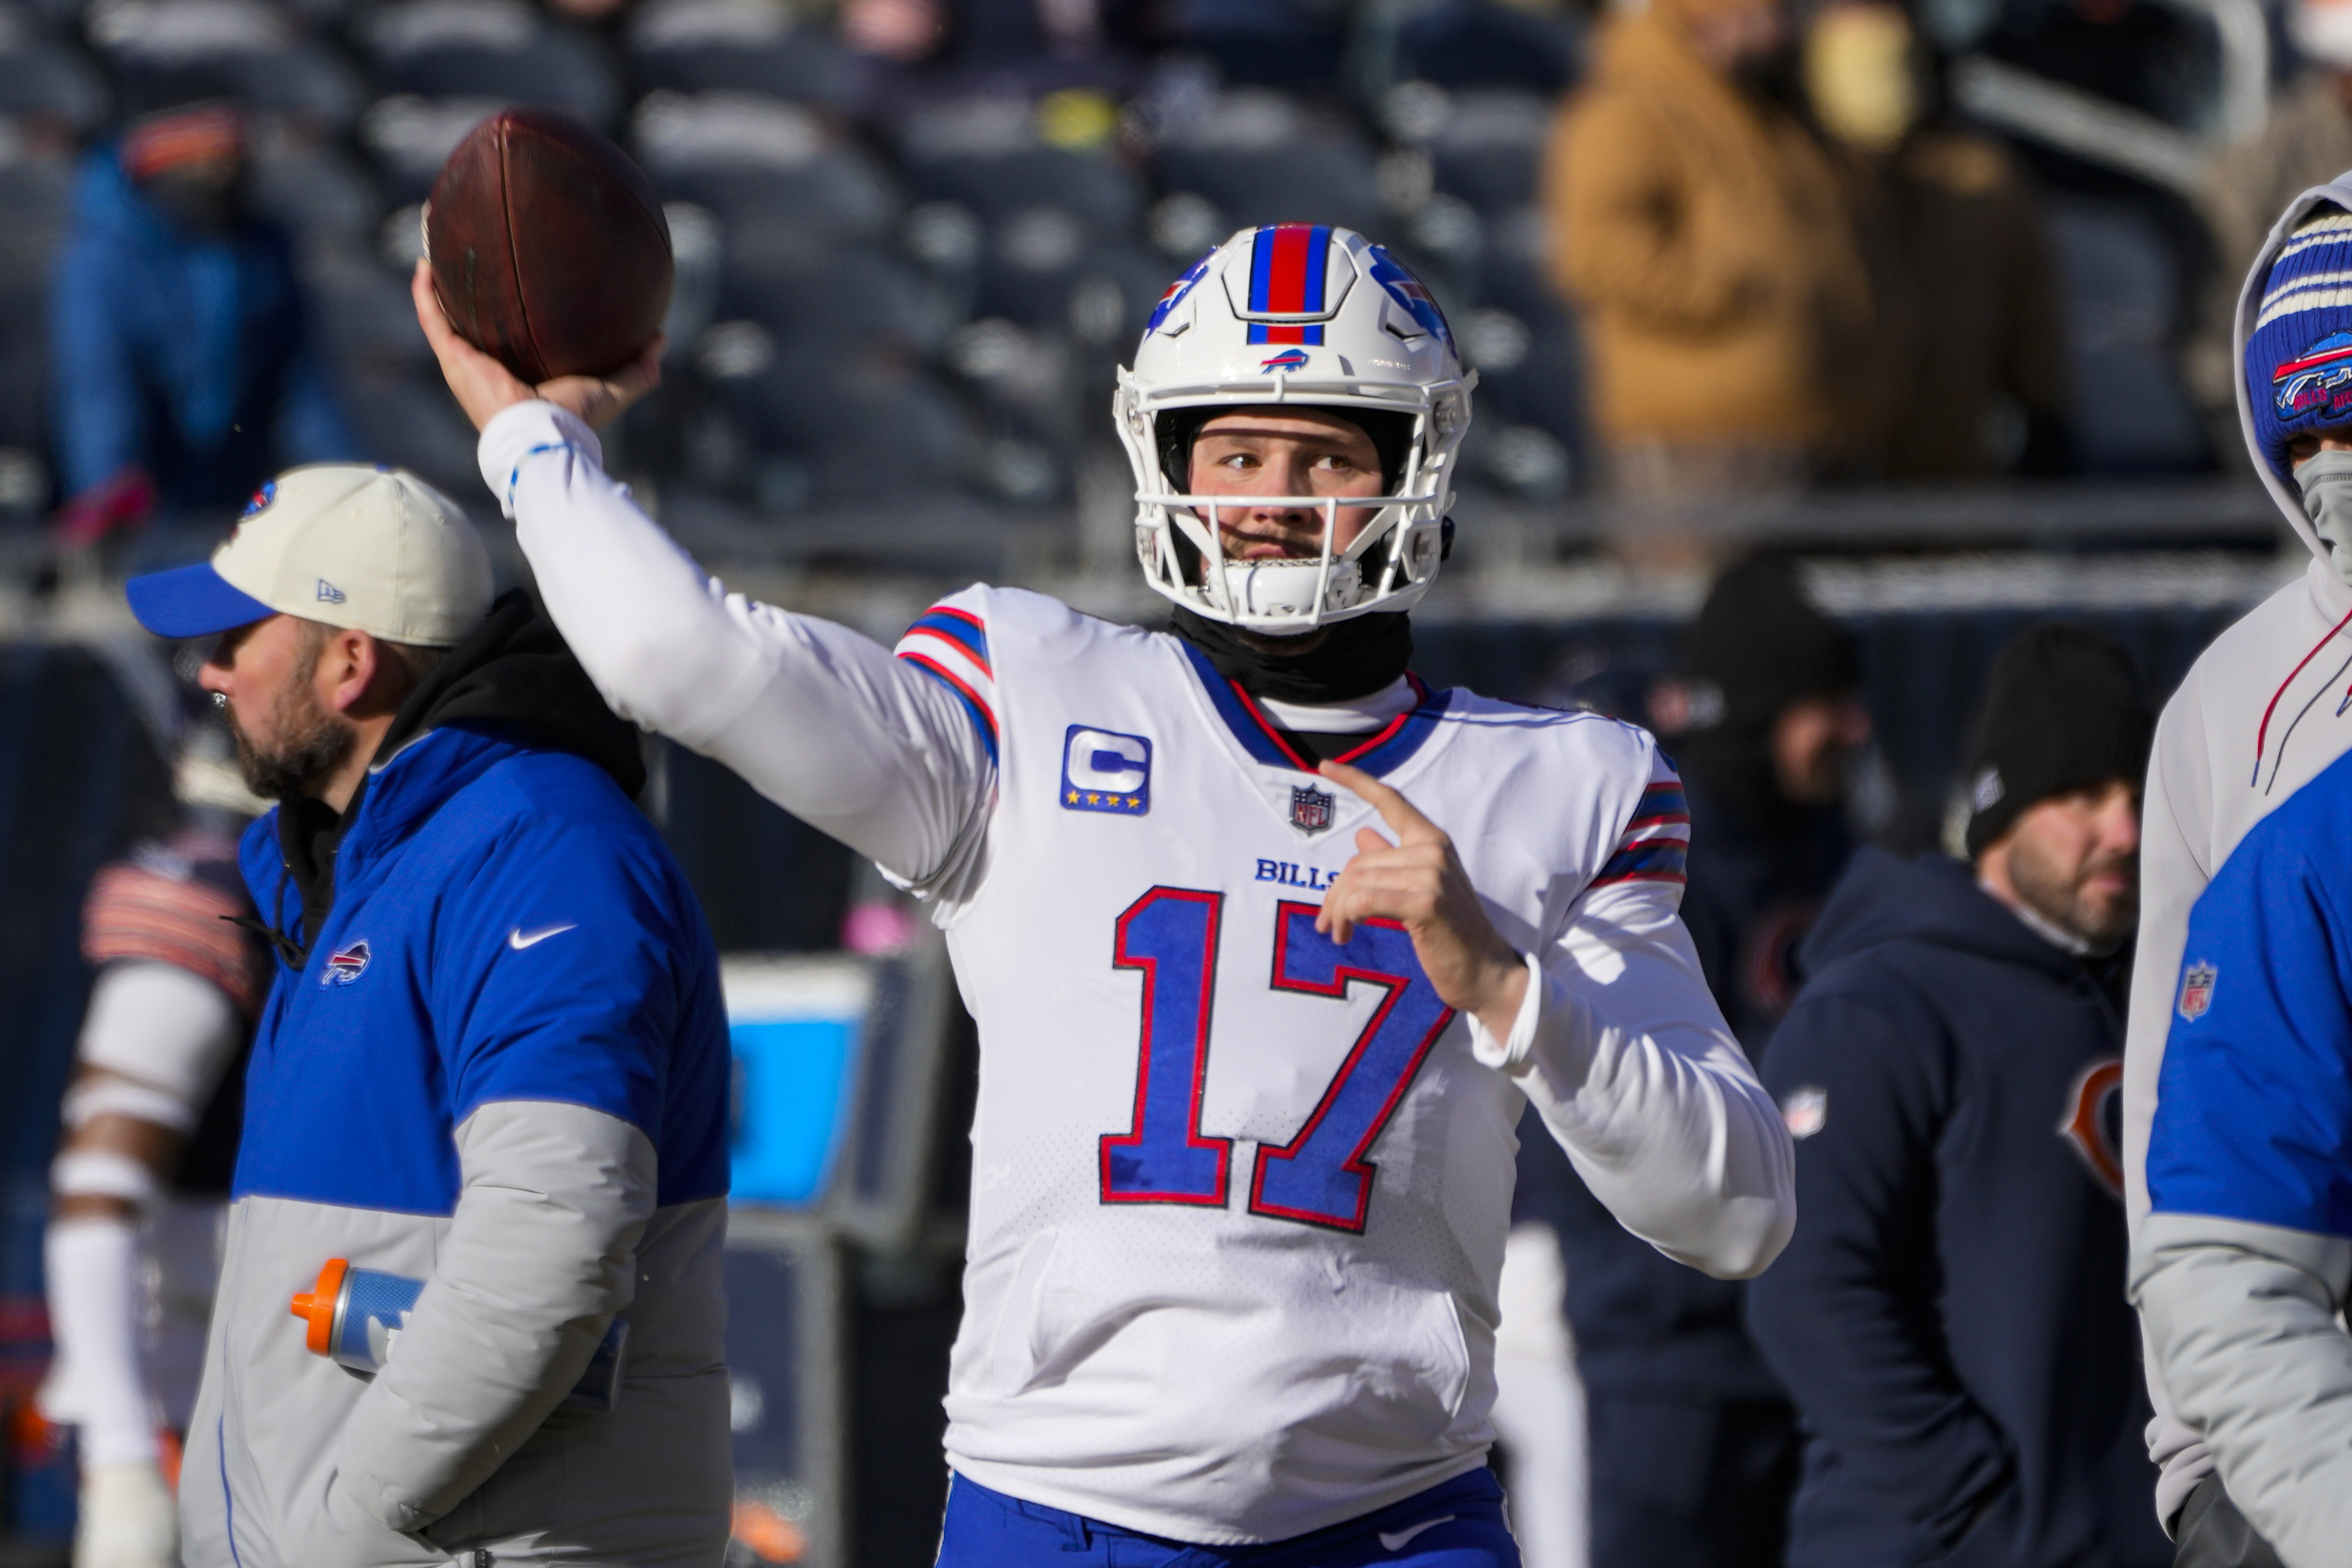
[39,1219,158,1468]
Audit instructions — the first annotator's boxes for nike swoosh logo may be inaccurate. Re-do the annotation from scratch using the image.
[508,923,577,951]
[1378,1517,1454,1552]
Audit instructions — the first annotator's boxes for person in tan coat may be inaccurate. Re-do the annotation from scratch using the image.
[1545,0,1875,497]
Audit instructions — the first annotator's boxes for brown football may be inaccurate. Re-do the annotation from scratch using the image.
[426,109,673,385]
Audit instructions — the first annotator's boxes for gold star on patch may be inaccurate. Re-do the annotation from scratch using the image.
[1066,790,1080,804]
[1087,793,1101,806]
[1126,797,1140,808]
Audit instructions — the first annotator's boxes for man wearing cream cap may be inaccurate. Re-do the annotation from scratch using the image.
[121,464,736,1568]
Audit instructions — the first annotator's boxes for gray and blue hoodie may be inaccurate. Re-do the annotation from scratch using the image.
[182,593,733,1567]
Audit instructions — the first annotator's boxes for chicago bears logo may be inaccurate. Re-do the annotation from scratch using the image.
[2275,331,2352,421]
[2177,960,2216,1021]
[322,940,372,986]
[1259,348,1311,372]
[1289,785,1335,833]
[2058,1057,2124,1199]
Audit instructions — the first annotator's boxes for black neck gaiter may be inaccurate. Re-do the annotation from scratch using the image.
[1171,608,1414,705]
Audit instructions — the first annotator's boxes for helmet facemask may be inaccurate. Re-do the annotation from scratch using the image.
[1116,225,1476,634]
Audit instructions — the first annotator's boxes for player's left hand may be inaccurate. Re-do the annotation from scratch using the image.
[412,260,663,433]
[1315,760,1530,1040]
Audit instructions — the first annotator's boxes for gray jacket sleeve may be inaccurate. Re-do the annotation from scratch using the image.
[331,1101,656,1532]
[2132,1211,2352,1568]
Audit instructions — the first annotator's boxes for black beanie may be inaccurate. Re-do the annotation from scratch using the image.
[1678,555,1862,732]
[1962,624,2154,858]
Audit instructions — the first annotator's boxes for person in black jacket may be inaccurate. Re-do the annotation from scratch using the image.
[1745,623,2171,1568]
[1533,555,1870,1568]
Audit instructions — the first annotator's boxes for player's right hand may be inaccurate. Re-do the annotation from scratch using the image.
[411,260,663,433]
[75,1460,177,1568]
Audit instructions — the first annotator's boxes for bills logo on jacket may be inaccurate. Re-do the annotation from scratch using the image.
[322,940,371,986]
[2176,960,2217,1021]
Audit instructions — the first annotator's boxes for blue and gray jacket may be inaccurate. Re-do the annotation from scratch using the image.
[2138,744,2352,1568]
[182,596,733,1568]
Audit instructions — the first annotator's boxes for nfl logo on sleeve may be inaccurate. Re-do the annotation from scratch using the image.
[1062,726,1151,814]
[2176,961,2216,1021]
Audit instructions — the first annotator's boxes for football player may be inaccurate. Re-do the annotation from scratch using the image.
[414,225,1794,1565]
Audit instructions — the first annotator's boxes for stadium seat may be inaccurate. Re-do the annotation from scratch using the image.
[701,342,972,506]
[625,0,845,105]
[898,97,1143,241]
[1421,88,1553,219]
[0,148,69,481]
[246,128,380,250]
[356,93,503,202]
[1153,89,1386,236]
[634,91,900,247]
[87,0,363,126]
[0,11,108,138]
[715,241,951,359]
[2045,195,2210,473]
[1395,0,1581,95]
[360,0,621,129]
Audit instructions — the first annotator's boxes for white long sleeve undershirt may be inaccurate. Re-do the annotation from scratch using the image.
[485,402,1791,1281]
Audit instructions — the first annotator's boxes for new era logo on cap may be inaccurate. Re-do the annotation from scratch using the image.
[125,465,492,646]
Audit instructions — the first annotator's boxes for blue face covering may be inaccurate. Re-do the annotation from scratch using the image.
[2300,448,2352,586]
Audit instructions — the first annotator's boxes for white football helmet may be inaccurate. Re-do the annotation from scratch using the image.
[1114,224,1475,633]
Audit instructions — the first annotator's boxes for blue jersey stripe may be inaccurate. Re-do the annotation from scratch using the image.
[908,608,991,668]
[1592,841,1689,885]
[1179,642,1297,768]
[899,654,999,764]
[1178,641,1448,779]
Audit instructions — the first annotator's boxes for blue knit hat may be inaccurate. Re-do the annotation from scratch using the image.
[2248,203,2352,481]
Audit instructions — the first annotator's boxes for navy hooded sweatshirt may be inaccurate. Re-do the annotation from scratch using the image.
[1744,848,2167,1568]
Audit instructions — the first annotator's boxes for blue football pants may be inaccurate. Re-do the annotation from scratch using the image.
[936,1467,1521,1568]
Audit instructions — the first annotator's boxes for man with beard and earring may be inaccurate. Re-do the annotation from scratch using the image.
[118,465,735,1568]
[49,101,359,548]
[1532,555,1870,1568]
[1748,624,2168,1568]
[38,721,268,1568]
[1543,0,1874,500]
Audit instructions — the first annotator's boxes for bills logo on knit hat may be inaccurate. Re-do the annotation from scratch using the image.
[124,464,493,647]
[2246,206,2352,479]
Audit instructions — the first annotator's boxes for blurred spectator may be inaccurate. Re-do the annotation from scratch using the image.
[1538,557,1868,1568]
[2185,0,2352,456]
[1807,2,2074,477]
[1543,0,1873,496]
[39,724,267,1568]
[1750,624,2166,1568]
[49,103,358,545]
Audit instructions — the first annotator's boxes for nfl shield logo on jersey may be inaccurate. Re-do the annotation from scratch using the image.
[2176,961,2217,1021]
[1290,785,1335,834]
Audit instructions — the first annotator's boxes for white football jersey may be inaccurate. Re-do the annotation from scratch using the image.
[892,585,1691,1542]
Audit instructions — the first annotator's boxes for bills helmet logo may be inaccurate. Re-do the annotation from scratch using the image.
[322,940,372,986]
[2176,960,2217,1021]
[1366,245,1456,352]
[1146,252,1214,336]
[1259,348,1311,372]
[2058,1057,2124,1199]
[241,481,276,518]
[2275,332,2352,421]
[1289,785,1335,834]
